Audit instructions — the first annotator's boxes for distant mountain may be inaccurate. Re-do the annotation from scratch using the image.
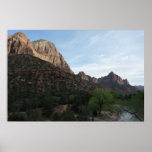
[98,72,137,94]
[78,71,137,94]
[78,72,98,84]
[135,85,144,91]
[8,32,73,74]
[98,71,129,86]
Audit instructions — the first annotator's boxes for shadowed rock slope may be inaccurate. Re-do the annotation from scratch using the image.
[78,71,137,94]
[8,54,97,98]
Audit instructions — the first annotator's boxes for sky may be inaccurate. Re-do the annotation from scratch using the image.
[8,30,144,86]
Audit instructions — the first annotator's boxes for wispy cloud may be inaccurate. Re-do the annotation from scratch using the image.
[120,56,129,61]
[61,30,144,85]
[68,31,144,85]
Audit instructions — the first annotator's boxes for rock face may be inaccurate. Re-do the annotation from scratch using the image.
[98,72,130,86]
[8,32,73,74]
[32,40,73,74]
[78,72,90,81]
[98,72,137,94]
[123,79,129,86]
[78,71,137,94]
[78,71,98,83]
[8,32,34,55]
[78,71,130,86]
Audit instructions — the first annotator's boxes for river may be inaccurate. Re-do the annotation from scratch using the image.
[119,111,139,121]
[116,104,141,121]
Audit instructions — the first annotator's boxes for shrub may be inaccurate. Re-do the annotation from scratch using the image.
[8,112,27,121]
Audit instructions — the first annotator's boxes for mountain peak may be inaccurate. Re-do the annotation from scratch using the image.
[34,39,49,42]
[12,32,30,41]
[78,71,98,83]
[108,71,115,75]
[107,71,120,80]
[101,72,130,86]
[8,32,34,55]
[8,32,73,74]
[78,71,89,81]
[108,71,116,77]
[78,71,86,76]
[13,32,27,37]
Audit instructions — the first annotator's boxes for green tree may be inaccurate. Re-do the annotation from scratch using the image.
[91,89,114,116]
[61,110,75,121]
[87,97,98,121]
[8,112,27,121]
[27,109,42,121]
[103,92,114,104]
[69,94,75,104]
[128,91,144,120]
[92,89,104,115]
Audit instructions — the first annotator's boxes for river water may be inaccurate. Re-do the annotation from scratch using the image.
[119,111,139,121]
[116,104,140,121]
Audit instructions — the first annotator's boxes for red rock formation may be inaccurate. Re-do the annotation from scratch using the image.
[32,40,73,74]
[78,71,98,83]
[99,72,130,86]
[8,32,34,55]
[8,32,73,74]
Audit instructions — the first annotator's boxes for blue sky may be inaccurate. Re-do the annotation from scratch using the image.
[8,30,144,85]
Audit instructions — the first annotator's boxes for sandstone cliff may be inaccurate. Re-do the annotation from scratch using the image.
[8,32,73,74]
[8,32,34,55]
[32,40,73,74]
[78,71,98,83]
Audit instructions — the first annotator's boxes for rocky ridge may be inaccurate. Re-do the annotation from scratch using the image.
[98,72,130,86]
[78,71,130,86]
[77,72,98,84]
[8,32,73,74]
[78,71,137,94]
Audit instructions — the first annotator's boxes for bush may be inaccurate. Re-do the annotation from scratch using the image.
[61,110,75,121]
[8,112,27,121]
[52,113,61,121]
[27,109,43,121]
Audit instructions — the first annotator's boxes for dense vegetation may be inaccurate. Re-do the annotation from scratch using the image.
[8,87,144,121]
[8,54,144,121]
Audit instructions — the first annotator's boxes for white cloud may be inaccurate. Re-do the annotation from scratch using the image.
[72,59,144,86]
[59,30,144,85]
[120,56,129,61]
[98,54,105,58]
